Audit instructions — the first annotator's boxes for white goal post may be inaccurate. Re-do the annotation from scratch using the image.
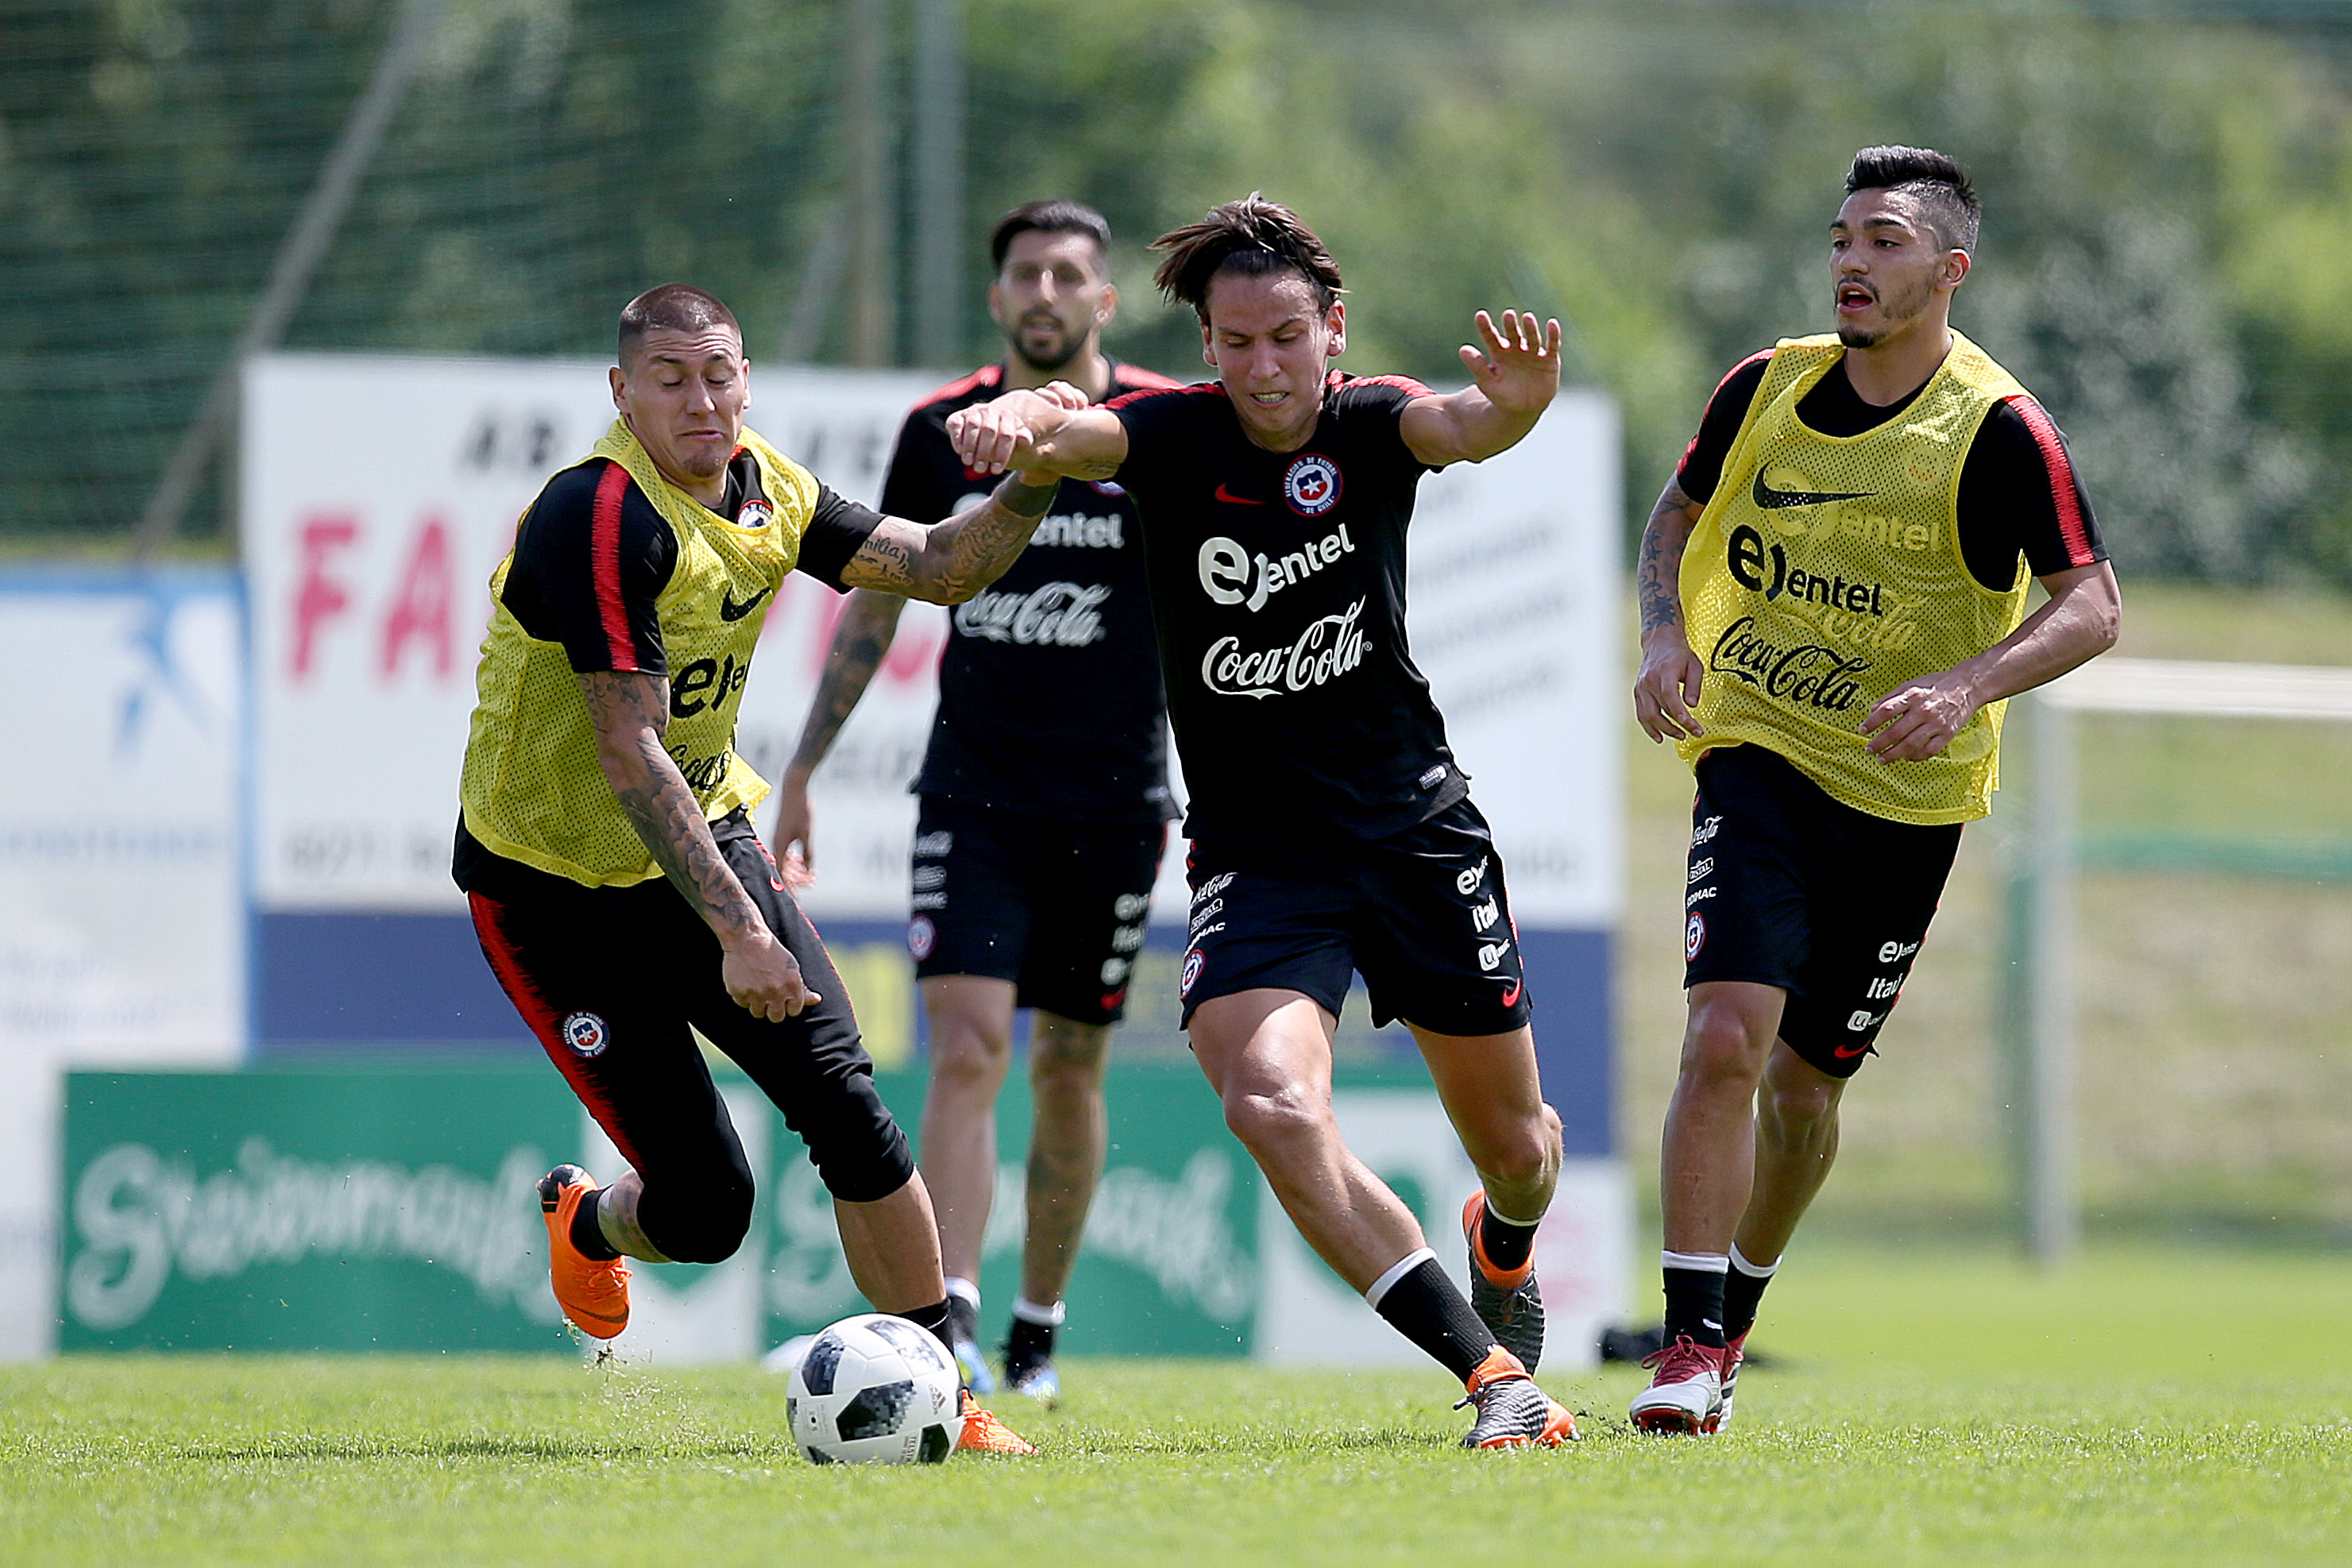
[2005,657,2352,1261]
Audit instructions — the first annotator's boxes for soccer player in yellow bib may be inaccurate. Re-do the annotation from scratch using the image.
[457,284,1049,1454]
[1627,148,2122,1434]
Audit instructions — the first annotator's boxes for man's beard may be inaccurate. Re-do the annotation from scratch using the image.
[1010,319,1082,373]
[1835,275,1933,349]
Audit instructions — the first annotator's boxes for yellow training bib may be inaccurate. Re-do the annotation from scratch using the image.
[460,419,820,886]
[1678,332,2033,825]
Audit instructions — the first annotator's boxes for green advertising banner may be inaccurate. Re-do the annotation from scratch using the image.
[60,1064,577,1352]
[760,1067,1260,1360]
[56,1057,1609,1366]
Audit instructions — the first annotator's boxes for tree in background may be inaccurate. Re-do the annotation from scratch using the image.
[8,0,2352,581]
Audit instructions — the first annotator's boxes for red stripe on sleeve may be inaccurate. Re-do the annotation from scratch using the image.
[1352,373,1438,399]
[589,461,641,673]
[2003,395,2095,566]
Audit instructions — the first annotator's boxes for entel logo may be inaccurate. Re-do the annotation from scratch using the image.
[1197,524,1358,612]
[1284,454,1342,516]
[1877,940,1921,964]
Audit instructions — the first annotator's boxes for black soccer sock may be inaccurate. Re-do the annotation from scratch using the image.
[1723,1243,1779,1341]
[1661,1249,1730,1350]
[1477,1197,1539,1277]
[569,1191,621,1261]
[1004,1310,1056,1372]
[1368,1251,1498,1383]
[898,1298,958,1367]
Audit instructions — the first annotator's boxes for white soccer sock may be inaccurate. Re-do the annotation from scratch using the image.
[1729,1242,1780,1278]
[1010,1296,1065,1327]
[1362,1247,1438,1308]
[1661,1249,1730,1273]
[943,1275,981,1311]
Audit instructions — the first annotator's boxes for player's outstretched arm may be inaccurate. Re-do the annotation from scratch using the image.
[1632,476,1708,744]
[839,472,1057,604]
[945,386,1130,480]
[772,589,909,882]
[1862,559,2122,762]
[1400,309,1564,468]
[578,669,817,1021]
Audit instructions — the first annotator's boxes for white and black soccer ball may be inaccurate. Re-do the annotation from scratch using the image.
[786,1312,964,1465]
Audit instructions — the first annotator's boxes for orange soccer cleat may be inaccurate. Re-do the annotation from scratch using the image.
[1457,1346,1579,1449]
[538,1164,631,1340]
[953,1388,1038,1455]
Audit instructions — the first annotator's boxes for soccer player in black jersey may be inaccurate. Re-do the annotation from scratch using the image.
[1628,148,2121,1433]
[455,284,1043,1453]
[945,195,1579,1448]
[774,201,1179,1400]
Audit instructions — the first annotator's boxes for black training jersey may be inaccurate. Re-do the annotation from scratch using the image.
[1676,349,2107,589]
[1106,370,1467,845]
[882,358,1180,825]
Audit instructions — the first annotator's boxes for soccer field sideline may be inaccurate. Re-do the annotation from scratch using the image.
[6,1242,2346,1567]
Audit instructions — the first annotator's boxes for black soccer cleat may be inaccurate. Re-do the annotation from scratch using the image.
[1462,1192,1546,1372]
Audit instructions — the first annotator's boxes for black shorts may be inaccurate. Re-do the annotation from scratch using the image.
[465,811,913,1262]
[1180,798,1534,1038]
[906,795,1167,1028]
[1682,745,1962,1079]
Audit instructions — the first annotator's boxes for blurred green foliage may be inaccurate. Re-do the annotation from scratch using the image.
[8,0,2352,578]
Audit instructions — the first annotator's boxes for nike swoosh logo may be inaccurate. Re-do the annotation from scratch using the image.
[1214,484,1265,506]
[1833,1041,1871,1058]
[1752,470,1873,510]
[1500,979,1524,1008]
[718,585,774,622]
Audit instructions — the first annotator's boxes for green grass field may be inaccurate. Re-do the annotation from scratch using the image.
[7,1243,2347,1567]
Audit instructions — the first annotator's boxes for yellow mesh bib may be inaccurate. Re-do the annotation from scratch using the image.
[1677,332,2032,825]
[460,419,821,886]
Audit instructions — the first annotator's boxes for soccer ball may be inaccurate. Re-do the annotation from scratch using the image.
[786,1312,964,1465]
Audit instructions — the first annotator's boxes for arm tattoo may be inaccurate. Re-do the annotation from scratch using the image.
[579,670,763,943]
[844,524,918,593]
[900,472,1060,604]
[788,589,906,773]
[1639,479,1701,639]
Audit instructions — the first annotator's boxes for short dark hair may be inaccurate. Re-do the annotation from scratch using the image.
[1844,145,1981,253]
[990,199,1112,272]
[617,284,741,367]
[1150,194,1345,322]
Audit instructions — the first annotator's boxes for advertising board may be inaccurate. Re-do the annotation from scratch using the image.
[59,1064,1626,1366]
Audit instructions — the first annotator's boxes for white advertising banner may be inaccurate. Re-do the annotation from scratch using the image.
[0,569,245,1358]
[241,353,953,916]
[243,353,1617,929]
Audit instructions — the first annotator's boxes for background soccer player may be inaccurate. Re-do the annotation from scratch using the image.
[457,283,1057,1453]
[1627,147,2122,1434]
[943,196,1580,1449]
[773,200,1180,1400]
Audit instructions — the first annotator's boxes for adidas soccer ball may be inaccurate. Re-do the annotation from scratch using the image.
[786,1312,964,1465]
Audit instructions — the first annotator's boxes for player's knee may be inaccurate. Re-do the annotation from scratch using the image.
[1221,1082,1331,1164]
[1029,1021,1110,1104]
[790,1069,918,1205]
[1759,1076,1839,1145]
[651,1170,755,1265]
[1679,1000,1775,1087]
[927,1023,1014,1094]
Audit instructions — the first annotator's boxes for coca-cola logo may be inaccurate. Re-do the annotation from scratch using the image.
[1709,616,1871,713]
[953,581,1110,647]
[1201,597,1368,699]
